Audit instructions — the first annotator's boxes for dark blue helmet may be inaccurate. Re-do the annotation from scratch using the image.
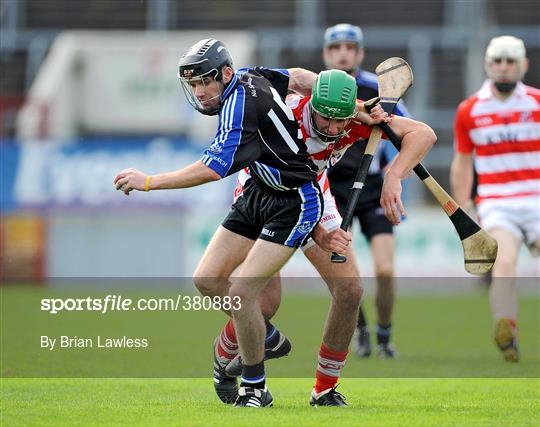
[324,24,364,48]
[177,39,234,115]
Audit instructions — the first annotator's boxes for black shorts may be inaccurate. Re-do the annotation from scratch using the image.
[222,179,323,248]
[334,196,393,241]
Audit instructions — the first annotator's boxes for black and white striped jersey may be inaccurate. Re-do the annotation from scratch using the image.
[201,67,318,191]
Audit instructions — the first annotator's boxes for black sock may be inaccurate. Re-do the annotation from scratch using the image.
[357,305,368,329]
[240,361,265,389]
[377,323,391,345]
[264,320,280,348]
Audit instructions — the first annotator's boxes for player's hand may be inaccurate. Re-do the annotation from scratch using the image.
[313,225,352,253]
[381,172,406,225]
[367,103,391,125]
[353,103,391,126]
[114,168,147,196]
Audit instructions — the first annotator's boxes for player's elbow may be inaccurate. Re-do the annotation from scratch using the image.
[287,68,316,94]
[420,122,437,147]
[207,169,222,182]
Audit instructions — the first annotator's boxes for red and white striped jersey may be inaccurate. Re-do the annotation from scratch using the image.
[454,80,540,203]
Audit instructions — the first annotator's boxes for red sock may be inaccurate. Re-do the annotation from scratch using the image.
[216,319,239,360]
[314,343,348,394]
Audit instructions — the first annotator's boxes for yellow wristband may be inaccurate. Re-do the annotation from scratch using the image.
[144,176,152,192]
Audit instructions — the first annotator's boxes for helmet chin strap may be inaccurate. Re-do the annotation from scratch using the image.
[494,81,517,94]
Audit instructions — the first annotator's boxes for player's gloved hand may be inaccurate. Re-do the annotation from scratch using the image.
[114,168,148,196]
[313,224,352,253]
[381,171,406,225]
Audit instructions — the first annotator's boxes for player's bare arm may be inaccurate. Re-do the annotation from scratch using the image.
[450,152,474,209]
[380,117,436,224]
[287,68,318,95]
[114,161,220,195]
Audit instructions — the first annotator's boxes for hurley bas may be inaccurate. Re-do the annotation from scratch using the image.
[41,335,149,350]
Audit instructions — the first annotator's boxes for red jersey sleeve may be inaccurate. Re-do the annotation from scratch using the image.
[454,98,476,154]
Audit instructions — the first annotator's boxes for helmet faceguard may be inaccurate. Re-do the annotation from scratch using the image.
[310,70,357,143]
[177,39,233,116]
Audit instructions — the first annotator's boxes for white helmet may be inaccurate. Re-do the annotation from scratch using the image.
[485,35,527,72]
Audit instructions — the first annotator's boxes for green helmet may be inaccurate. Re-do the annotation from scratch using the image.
[311,69,357,119]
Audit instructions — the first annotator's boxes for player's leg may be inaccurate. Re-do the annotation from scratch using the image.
[369,232,398,358]
[193,225,253,297]
[230,240,295,363]
[488,227,522,362]
[303,243,362,406]
[478,200,525,362]
[192,225,253,403]
[224,271,292,377]
[194,224,282,317]
[358,202,398,358]
[229,239,296,407]
[333,195,372,357]
[195,226,284,404]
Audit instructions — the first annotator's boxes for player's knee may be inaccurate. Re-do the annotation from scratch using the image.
[375,263,394,279]
[493,257,518,276]
[192,275,211,295]
[333,278,363,309]
[193,274,226,297]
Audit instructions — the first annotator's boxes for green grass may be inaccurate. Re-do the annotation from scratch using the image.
[1,287,539,425]
[2,378,539,426]
[2,288,538,378]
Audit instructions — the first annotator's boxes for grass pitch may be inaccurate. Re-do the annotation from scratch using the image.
[2,378,539,426]
[1,287,539,425]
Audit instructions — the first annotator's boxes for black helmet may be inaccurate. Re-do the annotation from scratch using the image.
[177,39,234,115]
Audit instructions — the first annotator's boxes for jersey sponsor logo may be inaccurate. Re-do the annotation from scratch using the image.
[474,116,493,127]
[470,122,539,145]
[208,155,228,168]
[261,228,275,237]
[246,77,257,98]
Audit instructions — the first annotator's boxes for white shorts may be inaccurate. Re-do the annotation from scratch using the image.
[477,195,540,251]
